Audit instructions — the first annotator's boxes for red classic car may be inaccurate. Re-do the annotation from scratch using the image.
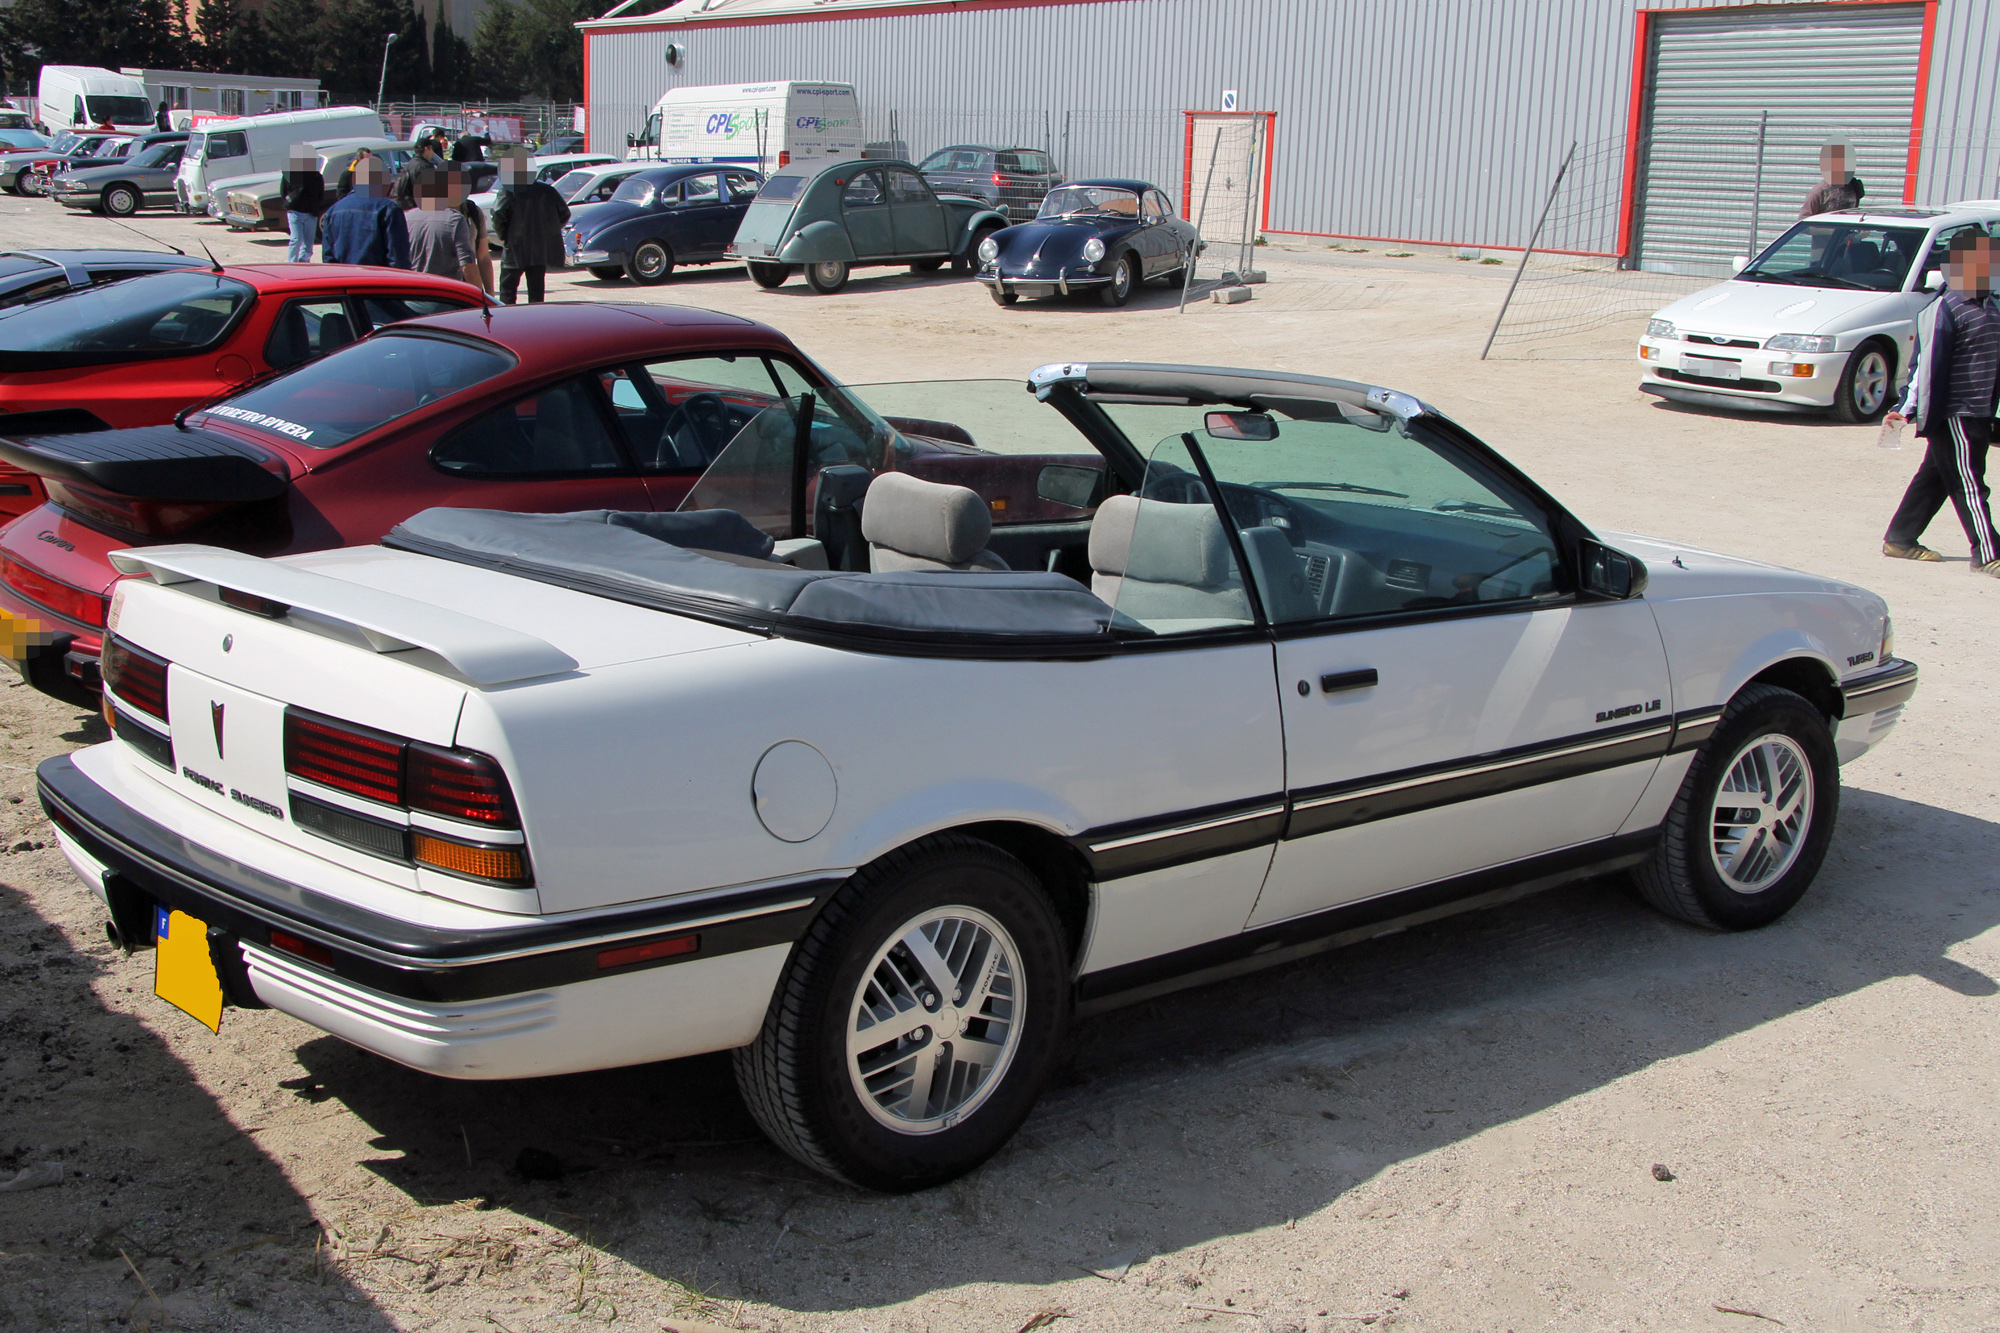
[0,303,1098,704]
[0,263,481,524]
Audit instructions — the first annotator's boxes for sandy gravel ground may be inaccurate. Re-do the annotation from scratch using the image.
[0,199,1995,1333]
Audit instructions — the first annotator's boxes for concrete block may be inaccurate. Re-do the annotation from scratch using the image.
[1213,286,1254,304]
[1240,270,1268,284]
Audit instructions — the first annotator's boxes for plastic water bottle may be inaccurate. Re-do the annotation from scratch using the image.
[1877,417,1906,450]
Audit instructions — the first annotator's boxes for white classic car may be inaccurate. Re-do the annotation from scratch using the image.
[1639,202,2000,420]
[41,362,1917,1191]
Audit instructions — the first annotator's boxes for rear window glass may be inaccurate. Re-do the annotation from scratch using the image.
[756,175,807,201]
[201,333,514,449]
[552,169,594,197]
[0,271,251,356]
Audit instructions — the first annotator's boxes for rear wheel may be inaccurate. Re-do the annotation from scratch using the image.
[910,257,945,274]
[805,259,850,294]
[1832,342,1893,423]
[733,834,1070,1192]
[1631,683,1838,930]
[747,261,793,289]
[102,184,139,217]
[626,240,674,285]
[1098,251,1138,307]
[587,266,625,282]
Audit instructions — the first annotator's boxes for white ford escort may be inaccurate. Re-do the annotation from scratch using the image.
[42,363,1917,1191]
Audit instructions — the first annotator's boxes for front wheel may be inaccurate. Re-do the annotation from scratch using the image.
[587,266,625,282]
[102,184,139,217]
[1099,252,1138,307]
[805,259,850,294]
[1631,683,1838,930]
[747,261,793,289]
[733,834,1071,1192]
[626,240,674,285]
[1832,343,1892,423]
[954,224,999,274]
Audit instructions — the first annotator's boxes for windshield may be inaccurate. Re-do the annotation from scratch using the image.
[1739,221,1929,292]
[86,96,151,124]
[48,133,82,154]
[0,271,251,358]
[918,149,989,173]
[1038,185,1139,219]
[201,333,514,449]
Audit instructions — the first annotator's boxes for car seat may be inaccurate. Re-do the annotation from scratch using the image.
[861,470,1010,572]
[316,310,355,357]
[265,303,310,367]
[1087,494,1248,620]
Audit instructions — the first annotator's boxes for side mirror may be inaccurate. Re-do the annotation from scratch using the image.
[1728,255,1748,274]
[624,132,635,147]
[1205,410,1278,441]
[1580,539,1648,600]
[1924,269,1945,292]
[1036,463,1106,510]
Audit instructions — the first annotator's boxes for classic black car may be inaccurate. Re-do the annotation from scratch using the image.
[977,179,1201,308]
[565,163,765,284]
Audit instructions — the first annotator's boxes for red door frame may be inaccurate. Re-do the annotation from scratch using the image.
[1180,110,1278,231]
[1616,0,1938,261]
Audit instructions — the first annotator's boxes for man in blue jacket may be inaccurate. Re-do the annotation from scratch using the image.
[1883,231,1999,576]
[319,155,410,269]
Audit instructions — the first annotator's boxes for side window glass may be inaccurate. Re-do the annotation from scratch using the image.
[432,376,628,478]
[1098,434,1253,634]
[887,169,931,204]
[265,298,358,370]
[683,173,721,205]
[726,172,761,202]
[1151,190,1176,218]
[1141,193,1165,222]
[604,354,806,472]
[361,296,468,328]
[842,170,885,208]
[654,181,682,207]
[1921,225,1981,286]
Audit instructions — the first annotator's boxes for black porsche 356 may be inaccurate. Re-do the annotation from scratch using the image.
[975,178,1202,308]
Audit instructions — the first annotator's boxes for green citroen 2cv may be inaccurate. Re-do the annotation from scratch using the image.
[724,156,1009,293]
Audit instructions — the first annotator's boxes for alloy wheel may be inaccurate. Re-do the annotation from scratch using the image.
[1851,350,1889,417]
[1708,733,1814,893]
[846,906,1023,1135]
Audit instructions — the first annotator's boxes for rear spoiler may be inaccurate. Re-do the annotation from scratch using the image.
[109,545,578,687]
[0,425,287,501]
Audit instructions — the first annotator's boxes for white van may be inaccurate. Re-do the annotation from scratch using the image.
[174,105,384,212]
[38,67,153,136]
[624,82,859,173]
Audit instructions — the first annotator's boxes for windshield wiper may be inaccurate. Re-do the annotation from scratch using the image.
[1434,500,1522,518]
[1742,269,1867,290]
[1263,480,1409,498]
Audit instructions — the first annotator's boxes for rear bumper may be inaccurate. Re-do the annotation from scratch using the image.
[39,749,833,1078]
[0,583,104,704]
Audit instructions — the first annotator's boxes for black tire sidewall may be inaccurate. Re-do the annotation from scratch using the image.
[1100,253,1136,306]
[1674,690,1840,929]
[806,260,848,293]
[748,261,789,288]
[628,241,672,285]
[794,845,1070,1191]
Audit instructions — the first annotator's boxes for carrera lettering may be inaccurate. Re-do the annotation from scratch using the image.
[1595,699,1663,724]
[230,787,283,819]
[180,765,224,795]
[1848,650,1876,667]
[36,530,74,552]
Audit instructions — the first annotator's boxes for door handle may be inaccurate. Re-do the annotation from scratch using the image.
[1320,668,1379,694]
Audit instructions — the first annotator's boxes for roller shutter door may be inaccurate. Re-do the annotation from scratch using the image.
[1634,4,1925,275]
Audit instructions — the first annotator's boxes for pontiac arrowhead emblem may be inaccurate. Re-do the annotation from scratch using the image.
[210,701,225,760]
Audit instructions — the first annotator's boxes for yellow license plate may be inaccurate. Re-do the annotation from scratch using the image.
[154,907,223,1033]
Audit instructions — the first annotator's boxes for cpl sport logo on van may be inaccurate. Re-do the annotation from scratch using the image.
[795,116,854,131]
[705,111,747,138]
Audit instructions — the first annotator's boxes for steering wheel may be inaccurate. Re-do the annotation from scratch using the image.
[668,391,733,463]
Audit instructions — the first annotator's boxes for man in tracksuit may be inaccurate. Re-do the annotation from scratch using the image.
[1882,231,2000,576]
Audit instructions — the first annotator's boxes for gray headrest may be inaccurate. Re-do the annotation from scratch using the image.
[1089,494,1234,588]
[861,470,992,565]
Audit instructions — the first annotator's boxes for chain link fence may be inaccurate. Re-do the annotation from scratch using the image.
[377,101,579,145]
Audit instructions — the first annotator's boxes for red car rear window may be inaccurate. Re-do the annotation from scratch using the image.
[201,332,515,449]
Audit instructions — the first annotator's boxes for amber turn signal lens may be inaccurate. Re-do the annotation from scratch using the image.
[411,832,530,885]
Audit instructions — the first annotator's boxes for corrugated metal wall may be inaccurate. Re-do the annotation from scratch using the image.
[583,0,2000,253]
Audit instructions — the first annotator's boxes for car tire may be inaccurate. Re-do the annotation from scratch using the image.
[910,258,945,274]
[733,833,1071,1192]
[747,261,793,289]
[1099,252,1138,307]
[587,266,625,282]
[1631,683,1839,931]
[1831,341,1893,423]
[6,169,26,196]
[954,224,999,275]
[102,185,140,217]
[805,259,850,294]
[988,287,1018,307]
[626,240,674,285]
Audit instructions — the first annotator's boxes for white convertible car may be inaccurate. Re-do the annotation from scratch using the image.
[41,362,1917,1191]
[1639,201,2000,420]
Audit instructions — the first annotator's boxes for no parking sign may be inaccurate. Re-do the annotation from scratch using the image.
[1222,89,1238,111]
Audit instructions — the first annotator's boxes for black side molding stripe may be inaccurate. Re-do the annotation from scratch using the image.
[1667,704,1725,754]
[1073,792,1287,881]
[1075,829,1660,1013]
[1840,658,1919,717]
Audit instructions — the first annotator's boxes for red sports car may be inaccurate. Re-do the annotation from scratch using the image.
[0,263,481,524]
[0,302,1092,704]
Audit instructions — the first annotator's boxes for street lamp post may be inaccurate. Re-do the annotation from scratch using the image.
[375,32,399,112]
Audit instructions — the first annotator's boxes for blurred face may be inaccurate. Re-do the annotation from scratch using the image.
[447,166,467,204]
[288,144,313,171]
[1946,239,1993,295]
[502,147,529,185]
[352,154,382,195]
[1821,146,1848,183]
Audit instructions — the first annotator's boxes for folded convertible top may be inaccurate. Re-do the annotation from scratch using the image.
[385,508,1118,645]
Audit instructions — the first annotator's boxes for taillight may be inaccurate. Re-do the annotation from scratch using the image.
[45,481,234,540]
[407,743,516,825]
[993,172,1004,185]
[777,150,790,167]
[2,554,106,627]
[101,636,168,721]
[411,833,529,884]
[284,710,402,805]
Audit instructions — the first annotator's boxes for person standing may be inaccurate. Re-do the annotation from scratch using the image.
[319,155,410,268]
[393,134,442,209]
[1882,231,2000,576]
[1800,140,1865,218]
[450,163,497,295]
[491,149,569,304]
[280,144,326,264]
[405,165,482,288]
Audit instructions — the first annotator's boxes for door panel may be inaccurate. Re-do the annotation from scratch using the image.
[1251,601,1670,927]
[886,167,948,256]
[675,172,734,259]
[840,168,894,259]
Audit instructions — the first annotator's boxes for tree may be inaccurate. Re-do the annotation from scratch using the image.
[260,0,326,81]
[507,0,594,102]
[468,0,521,101]
[430,14,472,99]
[7,0,188,69]
[195,0,272,75]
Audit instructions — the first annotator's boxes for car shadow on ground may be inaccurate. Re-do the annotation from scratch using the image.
[1644,398,1862,427]
[0,875,391,1330]
[283,785,2000,1315]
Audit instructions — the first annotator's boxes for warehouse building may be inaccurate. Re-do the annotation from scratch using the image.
[580,0,2000,275]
